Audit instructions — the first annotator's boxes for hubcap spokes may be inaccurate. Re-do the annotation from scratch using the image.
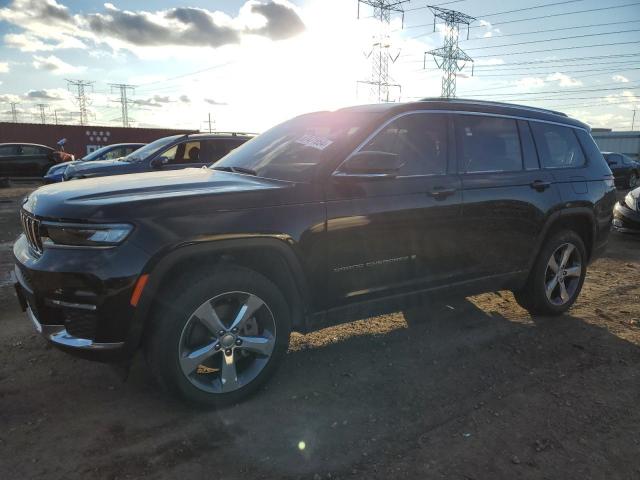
[179,292,276,393]
[544,243,582,306]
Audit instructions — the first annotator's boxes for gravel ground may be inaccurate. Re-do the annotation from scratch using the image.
[0,185,638,480]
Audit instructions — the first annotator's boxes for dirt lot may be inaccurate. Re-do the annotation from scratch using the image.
[0,184,638,480]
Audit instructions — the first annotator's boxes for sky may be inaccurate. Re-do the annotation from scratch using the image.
[0,0,638,132]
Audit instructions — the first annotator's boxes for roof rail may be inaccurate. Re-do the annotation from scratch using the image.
[417,97,568,117]
[196,131,258,136]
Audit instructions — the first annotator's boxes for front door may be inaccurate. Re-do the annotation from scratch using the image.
[325,112,464,306]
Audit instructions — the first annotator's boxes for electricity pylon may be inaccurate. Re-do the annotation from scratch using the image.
[357,0,409,103]
[66,79,94,126]
[110,83,136,127]
[36,103,47,124]
[424,5,475,98]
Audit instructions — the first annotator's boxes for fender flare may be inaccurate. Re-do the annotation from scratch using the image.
[124,237,311,352]
[526,207,597,274]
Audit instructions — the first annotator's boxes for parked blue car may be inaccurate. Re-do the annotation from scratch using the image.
[44,143,144,183]
[62,133,252,181]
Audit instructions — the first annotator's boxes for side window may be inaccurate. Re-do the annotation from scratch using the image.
[456,115,522,173]
[361,113,448,176]
[102,148,125,160]
[159,145,179,164]
[203,139,244,164]
[530,123,586,169]
[0,145,17,156]
[19,145,48,156]
[180,141,201,164]
[124,146,139,156]
[622,155,633,165]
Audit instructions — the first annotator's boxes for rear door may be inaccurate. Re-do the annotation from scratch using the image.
[604,153,625,182]
[203,139,247,166]
[0,145,18,176]
[325,112,464,305]
[457,114,560,278]
[16,145,53,176]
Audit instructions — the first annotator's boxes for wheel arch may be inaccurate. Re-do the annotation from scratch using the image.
[126,237,311,352]
[529,208,596,272]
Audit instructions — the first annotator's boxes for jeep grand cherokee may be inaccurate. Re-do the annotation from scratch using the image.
[13,99,617,405]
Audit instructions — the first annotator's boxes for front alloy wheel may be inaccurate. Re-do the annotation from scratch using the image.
[179,292,276,394]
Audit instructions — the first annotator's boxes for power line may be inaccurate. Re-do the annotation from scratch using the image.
[473,40,640,59]
[466,83,640,99]
[461,19,640,42]
[405,0,466,13]
[471,66,640,78]
[408,1,640,38]
[473,53,640,68]
[465,28,640,52]
[481,0,585,18]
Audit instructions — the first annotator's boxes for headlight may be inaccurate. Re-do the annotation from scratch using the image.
[625,192,638,212]
[41,223,133,247]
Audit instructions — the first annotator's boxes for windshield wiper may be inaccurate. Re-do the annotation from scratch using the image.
[213,165,258,176]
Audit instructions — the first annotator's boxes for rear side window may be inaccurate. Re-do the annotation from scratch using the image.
[362,113,448,176]
[530,123,586,169]
[18,145,48,155]
[0,145,16,156]
[455,115,522,173]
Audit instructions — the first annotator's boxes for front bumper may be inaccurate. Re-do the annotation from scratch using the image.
[613,202,640,234]
[13,234,149,361]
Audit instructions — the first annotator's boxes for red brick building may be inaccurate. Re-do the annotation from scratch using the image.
[0,122,195,158]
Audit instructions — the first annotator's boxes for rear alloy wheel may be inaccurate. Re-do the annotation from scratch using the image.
[513,230,586,316]
[629,171,639,189]
[146,266,291,406]
[543,243,582,307]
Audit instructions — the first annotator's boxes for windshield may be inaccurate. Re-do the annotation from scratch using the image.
[121,135,183,162]
[212,111,378,182]
[82,145,117,162]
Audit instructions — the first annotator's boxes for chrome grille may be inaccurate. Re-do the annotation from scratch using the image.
[20,210,43,254]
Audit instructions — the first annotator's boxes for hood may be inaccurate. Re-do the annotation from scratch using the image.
[23,168,295,220]
[46,160,75,175]
[64,157,129,178]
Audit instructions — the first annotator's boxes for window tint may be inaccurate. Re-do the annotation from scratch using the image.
[19,145,48,155]
[162,141,201,165]
[361,113,448,176]
[456,115,522,173]
[101,148,125,160]
[0,145,16,156]
[530,123,586,169]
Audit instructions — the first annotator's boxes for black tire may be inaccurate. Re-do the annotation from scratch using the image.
[513,230,586,316]
[145,265,291,406]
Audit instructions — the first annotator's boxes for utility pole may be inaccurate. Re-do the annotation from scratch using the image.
[66,79,94,126]
[203,113,215,133]
[36,103,47,124]
[632,109,636,131]
[109,83,136,127]
[357,0,408,103]
[10,102,18,123]
[424,5,476,98]
[54,109,59,125]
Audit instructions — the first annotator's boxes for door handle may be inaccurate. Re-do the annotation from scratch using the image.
[427,187,456,200]
[530,180,551,192]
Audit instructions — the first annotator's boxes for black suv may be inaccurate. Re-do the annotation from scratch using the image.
[63,132,252,180]
[13,99,616,405]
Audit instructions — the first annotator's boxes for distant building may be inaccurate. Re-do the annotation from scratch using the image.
[591,130,640,160]
[0,123,195,158]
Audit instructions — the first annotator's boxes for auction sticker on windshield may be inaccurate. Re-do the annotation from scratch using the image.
[295,134,334,150]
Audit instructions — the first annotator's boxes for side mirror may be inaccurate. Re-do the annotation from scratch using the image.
[150,156,169,169]
[335,151,403,179]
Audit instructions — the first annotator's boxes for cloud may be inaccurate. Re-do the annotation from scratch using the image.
[0,1,305,54]
[134,95,172,107]
[0,93,20,103]
[0,62,8,73]
[546,72,582,87]
[25,88,65,101]
[516,77,545,90]
[248,1,306,40]
[179,94,190,103]
[612,74,629,83]
[32,54,84,74]
[205,98,228,105]
[478,20,501,39]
